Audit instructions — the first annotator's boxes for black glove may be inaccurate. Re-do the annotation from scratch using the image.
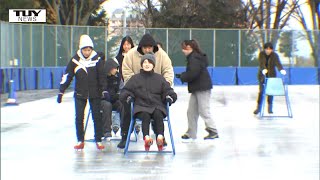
[175,74,181,78]
[166,95,174,106]
[126,96,134,104]
[57,93,63,103]
[102,91,110,102]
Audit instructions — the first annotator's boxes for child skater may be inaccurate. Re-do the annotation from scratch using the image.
[57,34,108,150]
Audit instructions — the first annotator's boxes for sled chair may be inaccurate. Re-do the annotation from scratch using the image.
[84,109,125,142]
[124,102,176,155]
[260,76,293,118]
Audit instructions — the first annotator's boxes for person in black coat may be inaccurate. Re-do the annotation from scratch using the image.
[176,39,218,140]
[253,42,286,114]
[100,58,124,138]
[120,53,177,151]
[115,36,134,80]
[57,34,108,150]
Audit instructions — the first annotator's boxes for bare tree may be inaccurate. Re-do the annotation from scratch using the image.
[128,0,160,27]
[244,0,302,49]
[291,0,319,66]
[34,0,108,25]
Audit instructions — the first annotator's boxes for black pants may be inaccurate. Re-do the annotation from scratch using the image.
[135,110,165,138]
[257,80,273,106]
[75,97,103,142]
[120,99,162,137]
[120,98,131,136]
[101,100,123,133]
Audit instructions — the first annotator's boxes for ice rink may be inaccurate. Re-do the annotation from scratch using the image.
[1,85,319,180]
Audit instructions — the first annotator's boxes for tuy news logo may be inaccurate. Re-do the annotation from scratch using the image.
[9,9,46,23]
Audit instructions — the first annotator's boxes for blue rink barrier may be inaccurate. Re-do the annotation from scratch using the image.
[237,67,259,85]
[210,67,237,85]
[288,67,318,85]
[0,67,319,93]
[51,67,65,89]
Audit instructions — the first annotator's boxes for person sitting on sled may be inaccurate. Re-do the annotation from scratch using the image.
[120,52,177,151]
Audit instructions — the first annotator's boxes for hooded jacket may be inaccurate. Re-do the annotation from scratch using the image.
[122,34,174,86]
[104,59,122,103]
[59,35,107,99]
[120,69,177,117]
[180,51,212,93]
[257,51,284,83]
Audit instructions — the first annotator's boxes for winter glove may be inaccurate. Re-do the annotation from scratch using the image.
[102,91,110,102]
[175,74,181,78]
[57,93,63,103]
[262,69,268,75]
[126,96,134,104]
[280,69,286,75]
[165,95,174,106]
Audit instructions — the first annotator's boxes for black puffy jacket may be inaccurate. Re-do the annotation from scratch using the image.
[104,59,122,103]
[120,69,177,116]
[59,50,107,99]
[180,51,212,93]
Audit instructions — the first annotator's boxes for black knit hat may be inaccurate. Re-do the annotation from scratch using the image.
[140,53,156,67]
[264,42,273,49]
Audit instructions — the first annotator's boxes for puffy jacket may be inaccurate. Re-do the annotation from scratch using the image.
[120,69,177,116]
[104,58,122,103]
[180,51,212,93]
[59,50,107,99]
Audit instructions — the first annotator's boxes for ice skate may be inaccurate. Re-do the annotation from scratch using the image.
[144,135,153,151]
[156,135,164,151]
[74,142,84,150]
[96,142,105,150]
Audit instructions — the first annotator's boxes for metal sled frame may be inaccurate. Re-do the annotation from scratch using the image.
[124,102,176,155]
[84,109,128,142]
[259,76,293,118]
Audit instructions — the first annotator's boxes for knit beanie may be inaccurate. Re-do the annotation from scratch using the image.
[140,53,156,67]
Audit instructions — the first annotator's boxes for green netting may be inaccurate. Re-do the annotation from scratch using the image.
[0,22,318,68]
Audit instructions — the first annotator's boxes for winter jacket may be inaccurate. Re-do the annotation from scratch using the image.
[104,59,122,103]
[59,50,107,99]
[180,51,212,93]
[120,69,177,117]
[122,34,174,86]
[257,51,284,83]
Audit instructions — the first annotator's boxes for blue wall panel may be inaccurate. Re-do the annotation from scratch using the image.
[24,68,37,90]
[210,67,236,85]
[237,67,259,85]
[52,67,64,89]
[288,67,318,85]
[36,67,53,89]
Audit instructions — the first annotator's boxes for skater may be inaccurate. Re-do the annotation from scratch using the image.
[57,34,108,150]
[253,42,286,114]
[115,36,134,80]
[175,39,219,140]
[101,58,124,138]
[117,33,174,149]
[120,53,177,151]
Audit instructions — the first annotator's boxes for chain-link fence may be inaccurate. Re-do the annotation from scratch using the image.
[1,21,319,68]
